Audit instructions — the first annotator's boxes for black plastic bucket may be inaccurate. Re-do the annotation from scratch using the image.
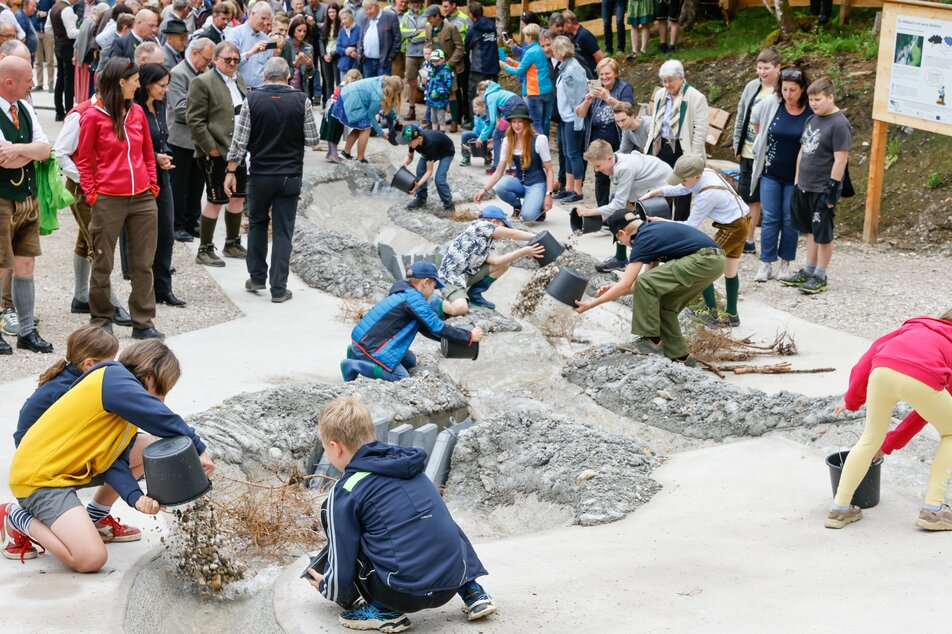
[143,436,212,506]
[636,197,673,220]
[826,450,883,509]
[441,329,479,360]
[468,140,487,158]
[529,230,565,267]
[546,266,589,307]
[570,208,602,234]
[391,167,417,194]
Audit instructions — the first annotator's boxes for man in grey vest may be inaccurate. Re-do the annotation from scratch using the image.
[224,57,318,304]
[167,36,213,242]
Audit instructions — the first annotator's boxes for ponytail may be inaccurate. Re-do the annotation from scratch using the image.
[38,325,119,386]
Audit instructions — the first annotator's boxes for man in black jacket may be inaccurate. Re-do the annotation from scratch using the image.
[192,2,229,44]
[101,9,159,67]
[224,57,319,304]
[48,0,80,120]
[464,2,496,110]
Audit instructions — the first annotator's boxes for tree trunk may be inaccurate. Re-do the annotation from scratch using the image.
[764,0,798,39]
[496,0,510,34]
[681,0,699,29]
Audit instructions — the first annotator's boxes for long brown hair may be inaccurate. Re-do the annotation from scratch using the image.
[504,120,535,170]
[98,57,139,140]
[38,326,119,386]
[940,308,952,323]
[323,2,341,40]
[289,14,310,43]
[119,339,182,397]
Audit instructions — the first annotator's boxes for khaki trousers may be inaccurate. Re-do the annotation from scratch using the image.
[66,179,93,259]
[89,192,158,329]
[35,32,55,89]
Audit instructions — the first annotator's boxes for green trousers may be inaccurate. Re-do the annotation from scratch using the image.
[631,250,727,359]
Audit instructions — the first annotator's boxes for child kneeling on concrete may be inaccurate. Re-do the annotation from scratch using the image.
[307,395,495,632]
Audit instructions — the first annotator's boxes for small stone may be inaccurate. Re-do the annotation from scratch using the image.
[269,447,283,460]
[479,475,496,492]
[652,397,667,406]
[496,451,509,463]
[657,389,673,400]
[575,469,598,484]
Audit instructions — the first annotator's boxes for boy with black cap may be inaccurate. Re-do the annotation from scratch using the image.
[399,124,456,212]
[575,208,726,365]
[341,262,483,382]
[641,153,751,327]
[437,205,544,316]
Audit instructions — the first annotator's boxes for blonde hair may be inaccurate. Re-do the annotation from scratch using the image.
[380,75,405,113]
[472,95,486,114]
[940,309,952,322]
[595,56,619,77]
[343,68,362,84]
[476,79,492,95]
[319,395,375,451]
[551,35,574,61]
[521,23,541,41]
[582,139,614,162]
[118,339,182,397]
[38,326,119,387]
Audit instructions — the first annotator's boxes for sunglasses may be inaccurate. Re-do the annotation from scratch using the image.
[781,69,803,80]
[219,56,241,64]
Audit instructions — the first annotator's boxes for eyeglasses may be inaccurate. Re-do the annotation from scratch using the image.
[781,69,802,80]
[157,82,169,89]
[219,56,240,64]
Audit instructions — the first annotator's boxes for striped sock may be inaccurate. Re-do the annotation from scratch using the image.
[7,504,34,538]
[86,500,112,523]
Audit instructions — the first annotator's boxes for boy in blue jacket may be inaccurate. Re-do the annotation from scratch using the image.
[306,395,495,632]
[340,262,484,382]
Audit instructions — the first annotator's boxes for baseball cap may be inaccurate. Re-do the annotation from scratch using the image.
[398,124,421,145]
[480,205,512,228]
[605,208,645,242]
[428,48,445,63]
[424,5,441,17]
[667,153,705,185]
[406,261,445,289]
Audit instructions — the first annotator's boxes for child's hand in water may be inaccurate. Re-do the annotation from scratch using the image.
[833,400,847,417]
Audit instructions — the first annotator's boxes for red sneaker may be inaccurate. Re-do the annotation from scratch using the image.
[1,503,38,563]
[95,515,142,543]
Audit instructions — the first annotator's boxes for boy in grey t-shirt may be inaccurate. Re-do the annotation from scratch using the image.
[779,77,851,295]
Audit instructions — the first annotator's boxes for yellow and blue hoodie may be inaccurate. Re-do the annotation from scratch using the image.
[9,361,207,508]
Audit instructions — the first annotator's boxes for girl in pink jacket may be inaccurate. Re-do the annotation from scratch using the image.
[828,309,952,530]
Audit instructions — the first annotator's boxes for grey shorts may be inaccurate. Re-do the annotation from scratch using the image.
[17,475,105,528]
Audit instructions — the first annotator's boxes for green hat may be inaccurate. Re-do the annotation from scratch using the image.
[667,153,705,185]
[162,19,189,36]
[399,124,421,145]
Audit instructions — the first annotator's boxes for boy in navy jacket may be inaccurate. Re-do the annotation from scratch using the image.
[307,395,495,632]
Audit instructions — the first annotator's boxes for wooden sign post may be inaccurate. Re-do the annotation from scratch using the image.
[866,0,952,242]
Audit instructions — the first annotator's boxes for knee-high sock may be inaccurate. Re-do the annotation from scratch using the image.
[224,210,242,242]
[199,215,218,247]
[725,275,740,315]
[702,284,717,311]
[74,253,91,302]
[449,100,459,124]
[13,276,35,336]
[615,243,627,261]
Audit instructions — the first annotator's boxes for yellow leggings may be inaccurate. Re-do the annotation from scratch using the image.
[835,367,952,507]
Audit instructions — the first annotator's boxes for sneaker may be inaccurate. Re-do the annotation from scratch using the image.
[778,268,811,287]
[917,505,952,531]
[825,505,862,529]
[800,275,828,295]
[743,241,757,254]
[484,166,495,175]
[753,262,772,283]
[338,604,411,633]
[724,312,740,327]
[0,307,18,336]
[699,309,728,328]
[595,256,626,273]
[196,245,225,267]
[777,261,791,280]
[245,279,266,293]
[461,591,496,621]
[511,207,521,219]
[272,290,293,303]
[1,503,38,562]
[631,337,664,356]
[551,189,567,200]
[95,515,142,543]
[673,354,697,368]
[561,192,583,203]
[406,198,425,210]
[222,239,247,259]
[459,157,471,166]
[442,203,456,212]
[341,151,353,160]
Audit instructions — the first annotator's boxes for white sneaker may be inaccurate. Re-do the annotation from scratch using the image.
[777,261,791,281]
[753,262,772,283]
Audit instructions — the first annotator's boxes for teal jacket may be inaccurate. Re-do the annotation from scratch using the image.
[340,76,395,135]
[479,82,519,142]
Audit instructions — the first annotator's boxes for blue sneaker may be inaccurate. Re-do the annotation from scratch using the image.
[338,604,411,632]
[461,590,496,621]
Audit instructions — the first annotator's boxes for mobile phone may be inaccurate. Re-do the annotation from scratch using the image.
[502,31,510,40]
[300,546,329,579]
[265,41,278,50]
[587,79,601,92]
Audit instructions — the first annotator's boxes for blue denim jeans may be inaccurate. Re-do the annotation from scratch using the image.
[343,346,417,382]
[561,121,585,180]
[414,155,454,206]
[555,119,566,188]
[494,176,547,221]
[759,175,798,263]
[527,95,552,135]
[460,131,478,158]
[601,0,627,52]
[361,57,390,78]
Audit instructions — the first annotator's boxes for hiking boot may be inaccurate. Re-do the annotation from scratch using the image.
[0,307,18,336]
[673,354,697,368]
[1,503,38,562]
[196,245,225,267]
[223,239,247,259]
[406,106,416,121]
[778,267,810,287]
[272,290,293,304]
[245,279,266,293]
[631,337,664,356]
[917,505,952,531]
[743,240,757,254]
[825,505,862,529]
[595,257,626,273]
[95,515,141,543]
[777,261,791,280]
[406,198,425,210]
[754,261,772,283]
[338,604,411,633]
[461,590,496,621]
[800,275,828,295]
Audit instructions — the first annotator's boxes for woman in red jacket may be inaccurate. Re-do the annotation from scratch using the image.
[829,309,952,530]
[74,58,163,340]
